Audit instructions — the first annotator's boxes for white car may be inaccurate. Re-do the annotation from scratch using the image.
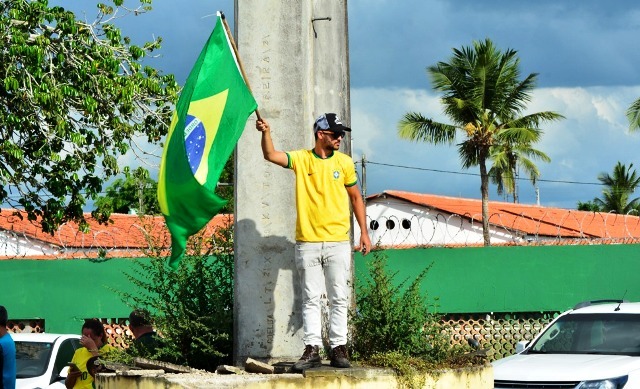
[493,300,640,389]
[14,333,81,389]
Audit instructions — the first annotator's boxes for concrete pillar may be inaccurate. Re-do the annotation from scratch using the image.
[234,0,351,363]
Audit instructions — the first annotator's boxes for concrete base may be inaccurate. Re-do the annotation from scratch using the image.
[96,364,493,389]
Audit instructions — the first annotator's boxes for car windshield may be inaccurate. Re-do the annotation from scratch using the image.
[16,341,53,378]
[528,313,640,356]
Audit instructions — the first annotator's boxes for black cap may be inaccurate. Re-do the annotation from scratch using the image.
[313,113,351,134]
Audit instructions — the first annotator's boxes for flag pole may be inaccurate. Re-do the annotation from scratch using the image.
[221,12,262,121]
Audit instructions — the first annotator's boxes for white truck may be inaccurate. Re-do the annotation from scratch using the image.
[493,300,640,389]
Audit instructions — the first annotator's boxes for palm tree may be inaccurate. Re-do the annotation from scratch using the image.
[489,141,550,203]
[627,98,640,131]
[398,39,564,246]
[593,162,640,214]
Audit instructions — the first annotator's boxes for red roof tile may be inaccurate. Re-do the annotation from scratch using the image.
[0,210,232,259]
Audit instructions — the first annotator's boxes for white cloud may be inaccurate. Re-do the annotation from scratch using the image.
[351,84,640,208]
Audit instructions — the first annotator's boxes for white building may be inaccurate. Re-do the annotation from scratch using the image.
[355,190,640,249]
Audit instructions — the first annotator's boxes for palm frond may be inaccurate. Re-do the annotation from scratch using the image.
[626,97,640,132]
[517,156,542,180]
[457,140,482,168]
[513,145,550,163]
[506,111,565,129]
[595,162,640,213]
[488,165,507,195]
[496,73,536,117]
[497,127,542,144]
[397,113,456,144]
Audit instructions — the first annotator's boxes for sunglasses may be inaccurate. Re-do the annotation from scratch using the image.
[321,130,346,139]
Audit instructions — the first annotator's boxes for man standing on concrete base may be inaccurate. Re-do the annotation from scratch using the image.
[256,113,371,371]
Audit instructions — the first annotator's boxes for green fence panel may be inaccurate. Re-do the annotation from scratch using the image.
[2,243,640,333]
[355,244,640,313]
[1,258,138,333]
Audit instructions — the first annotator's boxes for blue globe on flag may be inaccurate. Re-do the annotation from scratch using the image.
[184,114,206,175]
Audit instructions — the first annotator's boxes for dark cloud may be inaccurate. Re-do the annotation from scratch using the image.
[348,0,640,89]
[54,1,640,88]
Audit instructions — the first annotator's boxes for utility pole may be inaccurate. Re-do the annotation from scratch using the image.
[513,156,519,203]
[361,154,367,205]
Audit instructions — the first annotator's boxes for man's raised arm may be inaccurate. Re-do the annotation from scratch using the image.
[256,119,288,167]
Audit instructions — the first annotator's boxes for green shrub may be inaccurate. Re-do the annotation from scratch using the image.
[350,249,482,387]
[118,224,234,371]
[350,249,448,361]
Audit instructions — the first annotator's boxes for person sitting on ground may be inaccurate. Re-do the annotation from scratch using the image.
[128,309,163,358]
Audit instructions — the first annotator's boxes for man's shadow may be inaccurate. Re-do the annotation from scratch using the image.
[234,218,302,363]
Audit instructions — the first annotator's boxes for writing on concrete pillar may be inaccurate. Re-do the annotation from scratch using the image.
[259,33,274,350]
[259,35,271,101]
[260,186,275,351]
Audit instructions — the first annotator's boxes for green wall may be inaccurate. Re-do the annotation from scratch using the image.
[2,244,639,333]
[355,244,640,313]
[1,258,138,333]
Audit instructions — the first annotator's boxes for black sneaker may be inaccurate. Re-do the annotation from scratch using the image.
[292,345,321,372]
[330,345,351,368]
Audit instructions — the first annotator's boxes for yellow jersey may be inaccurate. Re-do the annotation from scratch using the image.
[286,149,357,242]
[70,344,115,389]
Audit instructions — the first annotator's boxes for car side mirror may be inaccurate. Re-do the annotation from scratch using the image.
[515,340,530,353]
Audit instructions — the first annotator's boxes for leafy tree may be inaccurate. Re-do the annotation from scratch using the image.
[94,157,234,219]
[0,0,178,232]
[398,39,564,245]
[216,156,235,213]
[94,167,160,215]
[577,199,601,212]
[593,162,640,214]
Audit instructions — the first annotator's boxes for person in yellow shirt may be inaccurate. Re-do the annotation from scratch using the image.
[256,113,371,372]
[65,319,114,389]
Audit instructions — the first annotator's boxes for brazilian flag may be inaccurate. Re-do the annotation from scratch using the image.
[158,13,257,269]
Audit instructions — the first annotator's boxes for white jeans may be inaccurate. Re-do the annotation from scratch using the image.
[295,241,351,348]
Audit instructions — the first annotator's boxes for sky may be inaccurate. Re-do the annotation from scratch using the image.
[53,0,640,209]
